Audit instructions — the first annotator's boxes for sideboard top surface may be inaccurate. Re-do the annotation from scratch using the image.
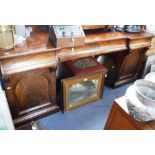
[0,29,153,60]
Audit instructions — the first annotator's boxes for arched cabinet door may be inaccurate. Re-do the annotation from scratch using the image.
[112,48,147,87]
[119,51,141,79]
[14,73,51,115]
[118,49,147,81]
[4,68,58,126]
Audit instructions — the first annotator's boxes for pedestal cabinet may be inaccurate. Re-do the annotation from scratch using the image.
[113,48,147,87]
[0,51,59,127]
[113,37,151,87]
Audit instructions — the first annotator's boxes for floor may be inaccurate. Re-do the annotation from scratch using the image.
[29,83,131,130]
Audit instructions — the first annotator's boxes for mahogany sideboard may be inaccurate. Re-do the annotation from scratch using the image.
[104,96,155,130]
[0,26,154,127]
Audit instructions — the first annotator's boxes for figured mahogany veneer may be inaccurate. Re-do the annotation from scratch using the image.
[0,26,154,127]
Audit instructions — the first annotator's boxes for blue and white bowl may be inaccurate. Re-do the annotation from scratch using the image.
[134,79,155,107]
[125,83,155,122]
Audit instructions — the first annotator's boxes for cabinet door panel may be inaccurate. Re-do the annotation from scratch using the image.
[4,68,56,121]
[119,51,140,79]
[14,74,50,115]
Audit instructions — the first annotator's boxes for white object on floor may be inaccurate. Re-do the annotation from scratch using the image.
[0,81,14,130]
[31,121,40,130]
[145,72,155,83]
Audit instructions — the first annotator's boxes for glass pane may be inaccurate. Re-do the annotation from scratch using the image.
[68,79,99,106]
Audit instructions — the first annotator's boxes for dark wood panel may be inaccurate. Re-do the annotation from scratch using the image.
[3,68,59,127]
[110,48,148,87]
[119,51,140,79]
[14,74,50,115]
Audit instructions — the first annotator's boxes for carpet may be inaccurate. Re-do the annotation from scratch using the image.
[38,83,131,130]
